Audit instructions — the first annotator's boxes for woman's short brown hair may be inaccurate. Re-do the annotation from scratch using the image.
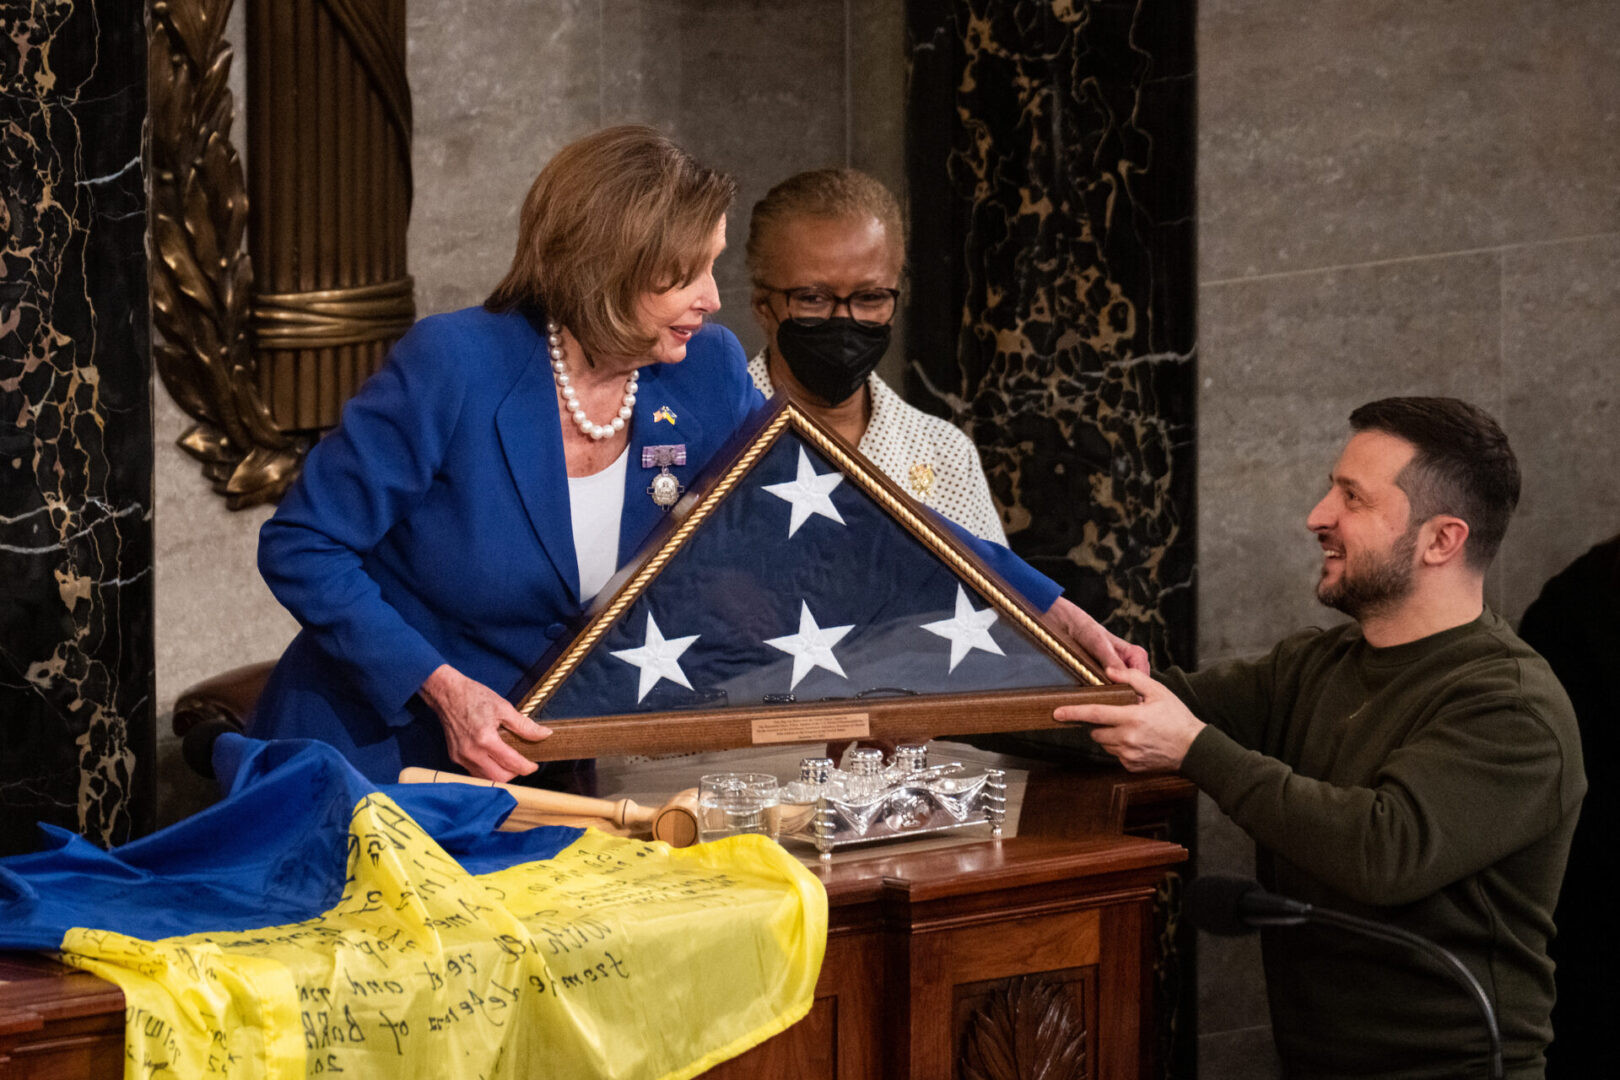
[486,126,735,361]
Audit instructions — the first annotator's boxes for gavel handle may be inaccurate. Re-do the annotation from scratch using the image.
[397,767,656,831]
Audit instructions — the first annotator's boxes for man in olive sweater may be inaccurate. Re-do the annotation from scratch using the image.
[1058,398,1585,1079]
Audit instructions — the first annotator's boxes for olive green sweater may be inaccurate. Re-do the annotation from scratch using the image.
[1170,610,1584,1079]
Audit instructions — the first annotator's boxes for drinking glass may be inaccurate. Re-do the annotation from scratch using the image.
[698,773,780,841]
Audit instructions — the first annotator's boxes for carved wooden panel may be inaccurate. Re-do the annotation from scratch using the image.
[956,970,1094,1080]
[903,905,1105,1078]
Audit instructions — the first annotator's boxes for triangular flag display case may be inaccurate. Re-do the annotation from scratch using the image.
[503,399,1135,761]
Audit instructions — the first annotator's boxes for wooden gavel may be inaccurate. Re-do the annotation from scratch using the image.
[397,767,702,847]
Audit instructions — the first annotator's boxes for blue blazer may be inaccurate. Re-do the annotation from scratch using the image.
[253,307,761,781]
[253,306,1061,783]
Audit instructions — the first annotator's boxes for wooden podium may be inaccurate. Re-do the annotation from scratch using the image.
[0,766,1189,1080]
[704,765,1191,1080]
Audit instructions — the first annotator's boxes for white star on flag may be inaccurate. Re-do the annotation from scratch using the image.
[920,585,1005,672]
[762,446,846,536]
[764,600,854,690]
[609,612,699,702]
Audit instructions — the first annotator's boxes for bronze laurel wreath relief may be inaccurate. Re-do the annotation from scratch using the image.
[148,0,413,508]
[149,0,305,508]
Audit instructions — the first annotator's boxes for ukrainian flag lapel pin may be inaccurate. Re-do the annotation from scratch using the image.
[653,405,678,425]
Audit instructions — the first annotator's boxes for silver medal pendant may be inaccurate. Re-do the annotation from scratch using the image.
[648,467,684,509]
[642,443,687,511]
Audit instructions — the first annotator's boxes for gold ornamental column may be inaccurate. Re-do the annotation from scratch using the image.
[246,0,414,433]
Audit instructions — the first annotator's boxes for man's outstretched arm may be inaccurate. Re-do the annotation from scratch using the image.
[1055,667,1574,907]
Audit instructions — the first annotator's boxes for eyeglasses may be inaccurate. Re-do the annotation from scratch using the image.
[758,285,901,327]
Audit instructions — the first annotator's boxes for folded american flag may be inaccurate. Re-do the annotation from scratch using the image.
[537,423,1085,720]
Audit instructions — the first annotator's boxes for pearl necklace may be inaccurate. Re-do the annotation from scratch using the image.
[548,320,637,441]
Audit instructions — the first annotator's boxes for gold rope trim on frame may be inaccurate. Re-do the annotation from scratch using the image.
[252,277,417,349]
[514,404,1102,719]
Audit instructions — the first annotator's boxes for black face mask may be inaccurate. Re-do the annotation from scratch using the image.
[775,317,892,406]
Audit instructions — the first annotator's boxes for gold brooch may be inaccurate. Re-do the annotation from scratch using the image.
[908,462,936,497]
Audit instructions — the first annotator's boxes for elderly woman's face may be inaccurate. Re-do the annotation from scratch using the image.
[636,216,726,366]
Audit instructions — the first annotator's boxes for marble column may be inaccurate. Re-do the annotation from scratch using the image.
[905,0,1197,670]
[905,4,1197,1076]
[0,1,154,854]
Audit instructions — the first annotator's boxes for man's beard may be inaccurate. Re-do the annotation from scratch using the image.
[1316,525,1420,621]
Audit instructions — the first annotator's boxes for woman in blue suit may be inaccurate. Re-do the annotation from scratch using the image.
[254,126,1142,789]
[254,127,759,787]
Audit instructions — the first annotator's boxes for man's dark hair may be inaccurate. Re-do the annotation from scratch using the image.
[1349,397,1520,570]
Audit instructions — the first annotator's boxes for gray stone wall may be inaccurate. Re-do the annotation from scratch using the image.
[405,0,905,358]
[1196,2,1620,1076]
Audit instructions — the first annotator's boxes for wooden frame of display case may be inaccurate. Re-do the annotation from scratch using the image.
[502,398,1136,762]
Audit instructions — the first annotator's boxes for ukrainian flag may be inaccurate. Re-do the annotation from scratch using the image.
[0,736,826,1079]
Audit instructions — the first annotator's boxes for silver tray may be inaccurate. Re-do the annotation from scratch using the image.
[776,765,1008,858]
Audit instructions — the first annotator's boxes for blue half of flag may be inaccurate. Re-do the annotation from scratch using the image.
[0,735,582,948]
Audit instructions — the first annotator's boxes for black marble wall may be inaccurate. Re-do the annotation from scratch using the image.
[1,1,154,854]
[906,0,1196,670]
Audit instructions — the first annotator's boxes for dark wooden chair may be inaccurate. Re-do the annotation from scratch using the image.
[172,660,275,777]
